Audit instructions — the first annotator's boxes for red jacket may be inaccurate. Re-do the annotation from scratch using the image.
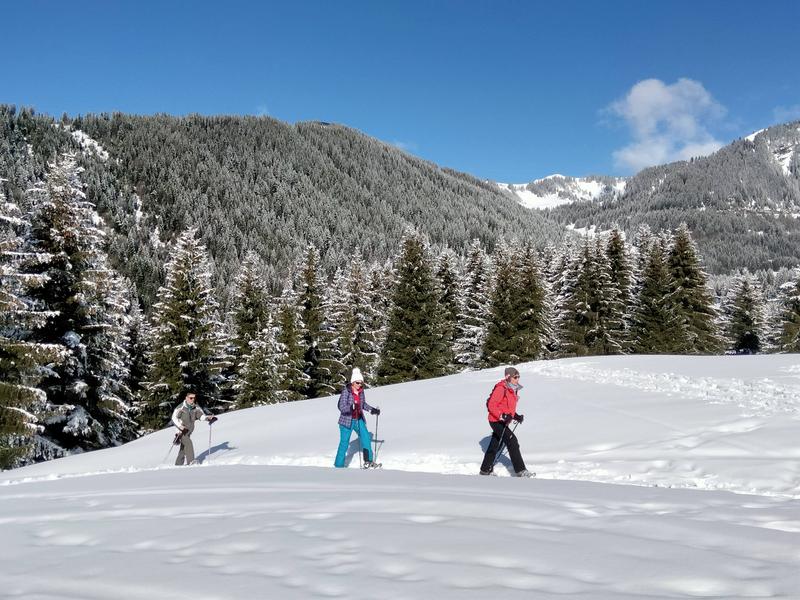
[486,380,519,423]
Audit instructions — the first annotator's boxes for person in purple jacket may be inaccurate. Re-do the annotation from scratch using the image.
[334,367,380,468]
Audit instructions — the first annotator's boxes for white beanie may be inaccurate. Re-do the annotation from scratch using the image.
[350,367,364,383]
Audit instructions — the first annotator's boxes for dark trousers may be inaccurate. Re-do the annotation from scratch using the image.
[480,421,526,473]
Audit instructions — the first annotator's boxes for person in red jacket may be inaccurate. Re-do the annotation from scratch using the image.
[479,366,534,477]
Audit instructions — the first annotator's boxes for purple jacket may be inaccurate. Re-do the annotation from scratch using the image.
[337,384,375,428]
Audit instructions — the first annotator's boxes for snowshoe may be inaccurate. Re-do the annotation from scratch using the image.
[479,469,497,476]
[513,469,536,478]
[362,461,382,469]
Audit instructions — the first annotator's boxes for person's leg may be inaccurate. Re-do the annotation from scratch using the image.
[355,419,373,462]
[480,422,505,472]
[502,429,527,473]
[175,439,185,466]
[334,424,353,467]
[184,436,195,464]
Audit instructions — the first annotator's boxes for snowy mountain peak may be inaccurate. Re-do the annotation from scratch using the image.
[742,121,800,177]
[498,174,627,210]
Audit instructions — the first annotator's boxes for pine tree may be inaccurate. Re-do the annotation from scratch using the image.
[26,155,135,456]
[235,317,282,407]
[606,228,633,351]
[378,233,448,383]
[141,229,227,430]
[630,236,677,353]
[230,251,269,360]
[295,245,339,397]
[778,272,800,352]
[482,241,521,365]
[0,187,65,468]
[365,260,392,376]
[274,295,309,401]
[512,244,552,361]
[557,237,625,357]
[333,256,379,384]
[667,224,721,354]
[453,239,490,369]
[435,248,461,372]
[721,273,766,354]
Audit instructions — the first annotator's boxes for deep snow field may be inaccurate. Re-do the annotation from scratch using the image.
[2,355,799,599]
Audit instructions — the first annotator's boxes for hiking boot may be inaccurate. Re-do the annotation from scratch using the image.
[513,469,536,478]
[479,469,496,476]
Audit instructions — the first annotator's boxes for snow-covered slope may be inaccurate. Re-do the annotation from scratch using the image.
[498,174,626,209]
[2,355,800,599]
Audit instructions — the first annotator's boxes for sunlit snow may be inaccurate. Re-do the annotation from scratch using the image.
[2,355,799,599]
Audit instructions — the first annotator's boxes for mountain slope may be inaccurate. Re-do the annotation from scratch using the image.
[2,355,799,599]
[547,121,800,272]
[498,174,626,209]
[73,113,566,303]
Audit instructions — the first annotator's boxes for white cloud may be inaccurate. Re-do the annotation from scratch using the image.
[256,104,270,117]
[773,104,800,123]
[608,78,726,173]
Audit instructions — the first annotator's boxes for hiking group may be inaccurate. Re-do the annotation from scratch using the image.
[170,366,533,477]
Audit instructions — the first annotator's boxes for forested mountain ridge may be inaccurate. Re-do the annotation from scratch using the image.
[3,106,800,307]
[71,113,565,306]
[546,121,800,273]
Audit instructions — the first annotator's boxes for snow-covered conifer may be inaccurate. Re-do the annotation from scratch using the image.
[25,155,135,456]
[235,316,283,407]
[630,235,677,353]
[720,272,766,354]
[435,248,461,373]
[666,224,721,354]
[141,228,227,430]
[453,240,490,369]
[0,186,64,467]
[378,232,448,383]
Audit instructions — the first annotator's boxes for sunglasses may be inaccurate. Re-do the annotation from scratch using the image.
[353,381,363,386]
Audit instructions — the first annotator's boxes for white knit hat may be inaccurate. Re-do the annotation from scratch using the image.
[350,367,364,383]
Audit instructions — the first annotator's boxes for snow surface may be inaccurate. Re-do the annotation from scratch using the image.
[70,129,110,161]
[498,175,626,210]
[2,355,800,599]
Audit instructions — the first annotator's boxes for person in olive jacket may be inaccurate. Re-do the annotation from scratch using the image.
[172,391,217,465]
[479,367,534,477]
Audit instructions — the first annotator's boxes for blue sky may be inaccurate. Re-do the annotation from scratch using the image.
[3,0,799,181]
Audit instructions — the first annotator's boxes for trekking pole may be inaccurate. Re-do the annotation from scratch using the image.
[373,412,380,465]
[207,422,213,464]
[357,421,363,469]
[491,422,519,471]
[163,430,181,463]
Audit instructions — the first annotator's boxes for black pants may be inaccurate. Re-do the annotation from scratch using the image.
[480,421,526,473]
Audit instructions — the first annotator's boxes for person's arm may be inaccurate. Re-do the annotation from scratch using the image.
[171,406,184,429]
[362,392,379,415]
[196,407,217,422]
[486,383,506,421]
[338,387,352,414]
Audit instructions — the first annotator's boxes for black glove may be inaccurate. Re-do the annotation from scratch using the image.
[370,407,380,416]
[500,413,513,425]
[181,427,189,435]
[173,431,183,445]
[207,416,218,424]
[513,413,524,424]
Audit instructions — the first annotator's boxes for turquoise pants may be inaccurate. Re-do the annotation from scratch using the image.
[334,419,373,467]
